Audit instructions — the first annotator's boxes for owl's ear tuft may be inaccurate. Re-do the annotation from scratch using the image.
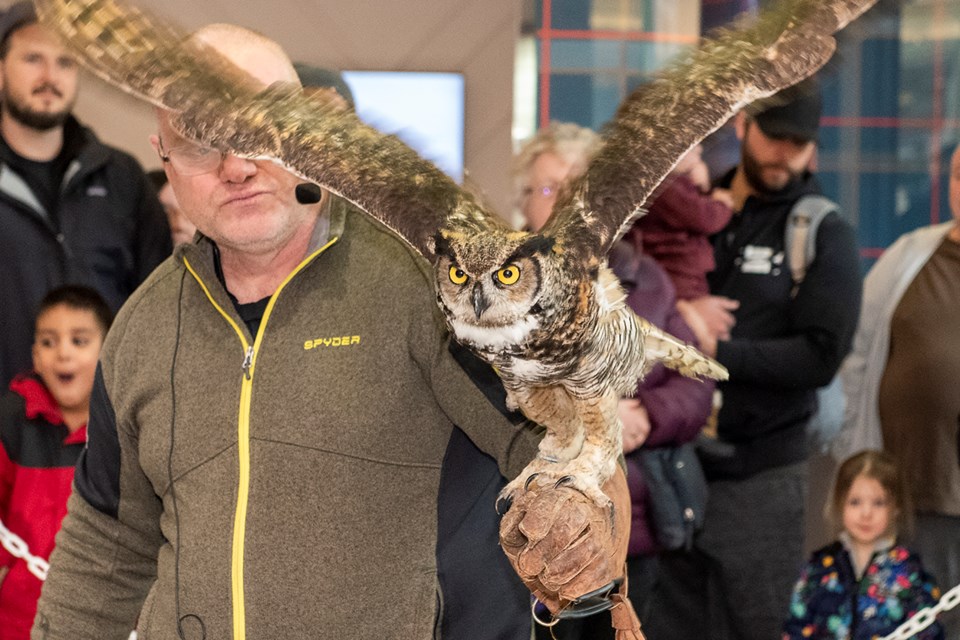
[432,232,452,258]
[515,235,556,259]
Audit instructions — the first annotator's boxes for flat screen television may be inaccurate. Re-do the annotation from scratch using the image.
[342,71,465,183]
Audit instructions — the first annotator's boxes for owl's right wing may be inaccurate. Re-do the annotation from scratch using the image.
[34,0,503,262]
[544,0,877,260]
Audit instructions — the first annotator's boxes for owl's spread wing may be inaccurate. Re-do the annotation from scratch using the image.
[33,0,506,261]
[544,0,877,259]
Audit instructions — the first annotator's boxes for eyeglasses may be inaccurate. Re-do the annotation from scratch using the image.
[157,137,227,176]
[521,183,560,200]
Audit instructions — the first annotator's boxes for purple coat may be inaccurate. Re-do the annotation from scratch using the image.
[609,239,715,556]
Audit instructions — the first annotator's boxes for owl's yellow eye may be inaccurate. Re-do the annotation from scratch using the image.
[496,264,521,285]
[449,266,469,285]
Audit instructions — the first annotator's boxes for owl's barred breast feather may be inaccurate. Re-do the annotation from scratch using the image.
[34,0,875,511]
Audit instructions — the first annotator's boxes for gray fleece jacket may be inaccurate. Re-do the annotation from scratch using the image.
[32,198,540,639]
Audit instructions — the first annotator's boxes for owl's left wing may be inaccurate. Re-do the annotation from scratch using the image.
[543,0,877,259]
[34,0,504,261]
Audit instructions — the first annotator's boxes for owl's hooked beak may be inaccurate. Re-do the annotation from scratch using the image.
[472,284,491,318]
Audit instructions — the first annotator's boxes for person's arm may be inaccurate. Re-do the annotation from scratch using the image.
[903,555,947,640]
[716,213,862,388]
[32,365,162,639]
[427,333,542,481]
[834,228,928,460]
[649,175,734,235]
[781,561,816,640]
[680,296,739,348]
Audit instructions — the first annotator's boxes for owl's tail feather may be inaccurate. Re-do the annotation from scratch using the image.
[639,318,728,381]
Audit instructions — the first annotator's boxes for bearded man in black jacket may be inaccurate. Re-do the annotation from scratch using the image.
[648,80,863,640]
[0,1,170,388]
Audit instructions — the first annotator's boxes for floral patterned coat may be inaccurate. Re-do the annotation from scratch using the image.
[782,538,944,639]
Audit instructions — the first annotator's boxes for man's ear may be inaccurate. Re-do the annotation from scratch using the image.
[734,111,748,141]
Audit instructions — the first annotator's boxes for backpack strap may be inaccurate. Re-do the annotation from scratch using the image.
[785,194,839,297]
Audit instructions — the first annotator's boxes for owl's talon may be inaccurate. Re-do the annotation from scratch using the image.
[524,473,541,490]
[495,494,514,516]
[554,475,574,489]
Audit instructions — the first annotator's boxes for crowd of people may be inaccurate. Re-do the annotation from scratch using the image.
[0,0,956,638]
[511,80,956,640]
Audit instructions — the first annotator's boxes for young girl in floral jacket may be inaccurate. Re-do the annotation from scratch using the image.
[782,450,944,640]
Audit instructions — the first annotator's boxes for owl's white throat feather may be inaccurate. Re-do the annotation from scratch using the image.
[595,266,627,312]
[449,315,540,352]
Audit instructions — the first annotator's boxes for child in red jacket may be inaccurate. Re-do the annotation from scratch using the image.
[0,286,112,640]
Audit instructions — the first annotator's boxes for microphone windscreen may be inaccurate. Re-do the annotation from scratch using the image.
[295,183,323,205]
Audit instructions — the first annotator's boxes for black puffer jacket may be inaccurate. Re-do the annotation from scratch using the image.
[0,116,171,386]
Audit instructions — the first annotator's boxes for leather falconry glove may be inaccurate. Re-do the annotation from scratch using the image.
[499,465,644,639]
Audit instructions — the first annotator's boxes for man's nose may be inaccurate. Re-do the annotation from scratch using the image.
[219,152,258,182]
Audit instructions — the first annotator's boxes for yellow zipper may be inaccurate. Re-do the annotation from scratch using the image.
[182,235,338,639]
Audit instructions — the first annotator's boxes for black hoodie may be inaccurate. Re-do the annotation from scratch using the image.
[703,169,862,479]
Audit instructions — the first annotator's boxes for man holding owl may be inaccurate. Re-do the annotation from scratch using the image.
[30,22,630,640]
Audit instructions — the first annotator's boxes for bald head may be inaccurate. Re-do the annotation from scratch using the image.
[190,23,299,88]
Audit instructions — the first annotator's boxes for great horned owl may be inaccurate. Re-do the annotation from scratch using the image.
[35,0,877,509]
[432,225,727,505]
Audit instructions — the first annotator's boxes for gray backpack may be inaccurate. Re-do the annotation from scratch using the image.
[785,194,846,453]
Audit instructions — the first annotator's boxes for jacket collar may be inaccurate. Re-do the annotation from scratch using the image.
[838,530,897,578]
[7,373,79,436]
[8,374,88,443]
[0,115,112,217]
[174,194,347,331]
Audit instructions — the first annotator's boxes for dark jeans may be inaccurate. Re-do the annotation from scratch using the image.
[645,461,808,640]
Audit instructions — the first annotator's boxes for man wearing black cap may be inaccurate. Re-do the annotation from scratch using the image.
[0,1,170,388]
[294,62,355,111]
[647,80,863,640]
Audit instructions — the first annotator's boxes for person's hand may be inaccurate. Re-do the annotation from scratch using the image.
[499,466,646,636]
[710,187,734,209]
[500,465,630,615]
[676,299,717,357]
[618,398,650,454]
[683,295,739,345]
[687,158,711,192]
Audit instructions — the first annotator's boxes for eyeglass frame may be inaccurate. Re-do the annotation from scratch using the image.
[157,136,229,177]
[520,182,561,201]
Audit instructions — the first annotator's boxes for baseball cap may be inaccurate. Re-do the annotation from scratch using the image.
[749,78,822,143]
[293,62,355,109]
[0,1,37,53]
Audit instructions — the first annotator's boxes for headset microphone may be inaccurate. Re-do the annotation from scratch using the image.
[295,182,323,205]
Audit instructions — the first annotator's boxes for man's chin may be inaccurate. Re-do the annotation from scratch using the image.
[9,107,71,131]
[759,169,792,192]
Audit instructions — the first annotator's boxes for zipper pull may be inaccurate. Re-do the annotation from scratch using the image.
[242,346,254,380]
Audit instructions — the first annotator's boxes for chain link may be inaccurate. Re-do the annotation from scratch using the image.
[880,582,960,640]
[0,516,49,581]
[4,511,958,640]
